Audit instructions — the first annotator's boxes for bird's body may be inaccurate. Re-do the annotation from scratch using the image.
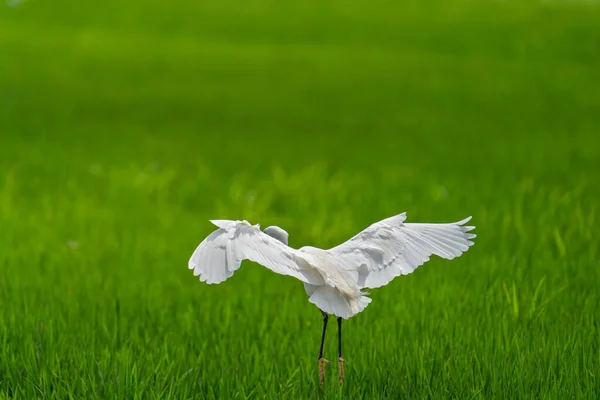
[188,212,476,384]
[298,247,369,319]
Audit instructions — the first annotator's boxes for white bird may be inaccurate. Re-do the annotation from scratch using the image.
[188,213,475,384]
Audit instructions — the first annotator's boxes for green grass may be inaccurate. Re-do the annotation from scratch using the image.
[1,0,599,398]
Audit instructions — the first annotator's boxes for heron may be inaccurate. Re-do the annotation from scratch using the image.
[188,213,476,384]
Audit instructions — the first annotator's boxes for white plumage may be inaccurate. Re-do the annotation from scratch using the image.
[188,213,476,319]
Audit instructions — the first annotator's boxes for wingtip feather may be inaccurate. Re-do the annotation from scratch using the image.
[210,219,239,229]
[455,216,472,225]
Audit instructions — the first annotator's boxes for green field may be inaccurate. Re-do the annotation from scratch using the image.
[1,0,599,398]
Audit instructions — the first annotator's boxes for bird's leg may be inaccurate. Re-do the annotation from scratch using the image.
[318,310,330,385]
[337,317,345,384]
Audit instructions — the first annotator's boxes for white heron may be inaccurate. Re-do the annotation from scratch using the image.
[188,213,475,384]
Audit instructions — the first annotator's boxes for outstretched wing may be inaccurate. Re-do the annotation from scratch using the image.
[327,213,475,289]
[188,220,324,285]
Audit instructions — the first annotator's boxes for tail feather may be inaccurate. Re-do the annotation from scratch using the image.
[305,284,371,319]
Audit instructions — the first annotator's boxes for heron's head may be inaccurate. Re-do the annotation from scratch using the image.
[263,226,289,245]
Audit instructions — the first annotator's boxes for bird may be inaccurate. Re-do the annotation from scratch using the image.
[188,213,476,385]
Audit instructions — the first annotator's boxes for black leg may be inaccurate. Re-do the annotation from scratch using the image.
[318,310,328,359]
[337,317,342,359]
[318,310,330,385]
[337,317,345,384]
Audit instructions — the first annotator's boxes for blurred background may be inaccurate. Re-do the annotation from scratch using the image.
[1,0,599,398]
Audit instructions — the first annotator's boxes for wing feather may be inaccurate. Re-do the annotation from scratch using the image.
[189,220,324,285]
[328,213,476,289]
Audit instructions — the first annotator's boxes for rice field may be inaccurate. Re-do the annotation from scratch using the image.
[1,0,599,398]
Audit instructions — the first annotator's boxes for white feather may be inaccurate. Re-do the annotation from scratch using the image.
[328,214,476,289]
[189,213,476,319]
[188,220,324,285]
